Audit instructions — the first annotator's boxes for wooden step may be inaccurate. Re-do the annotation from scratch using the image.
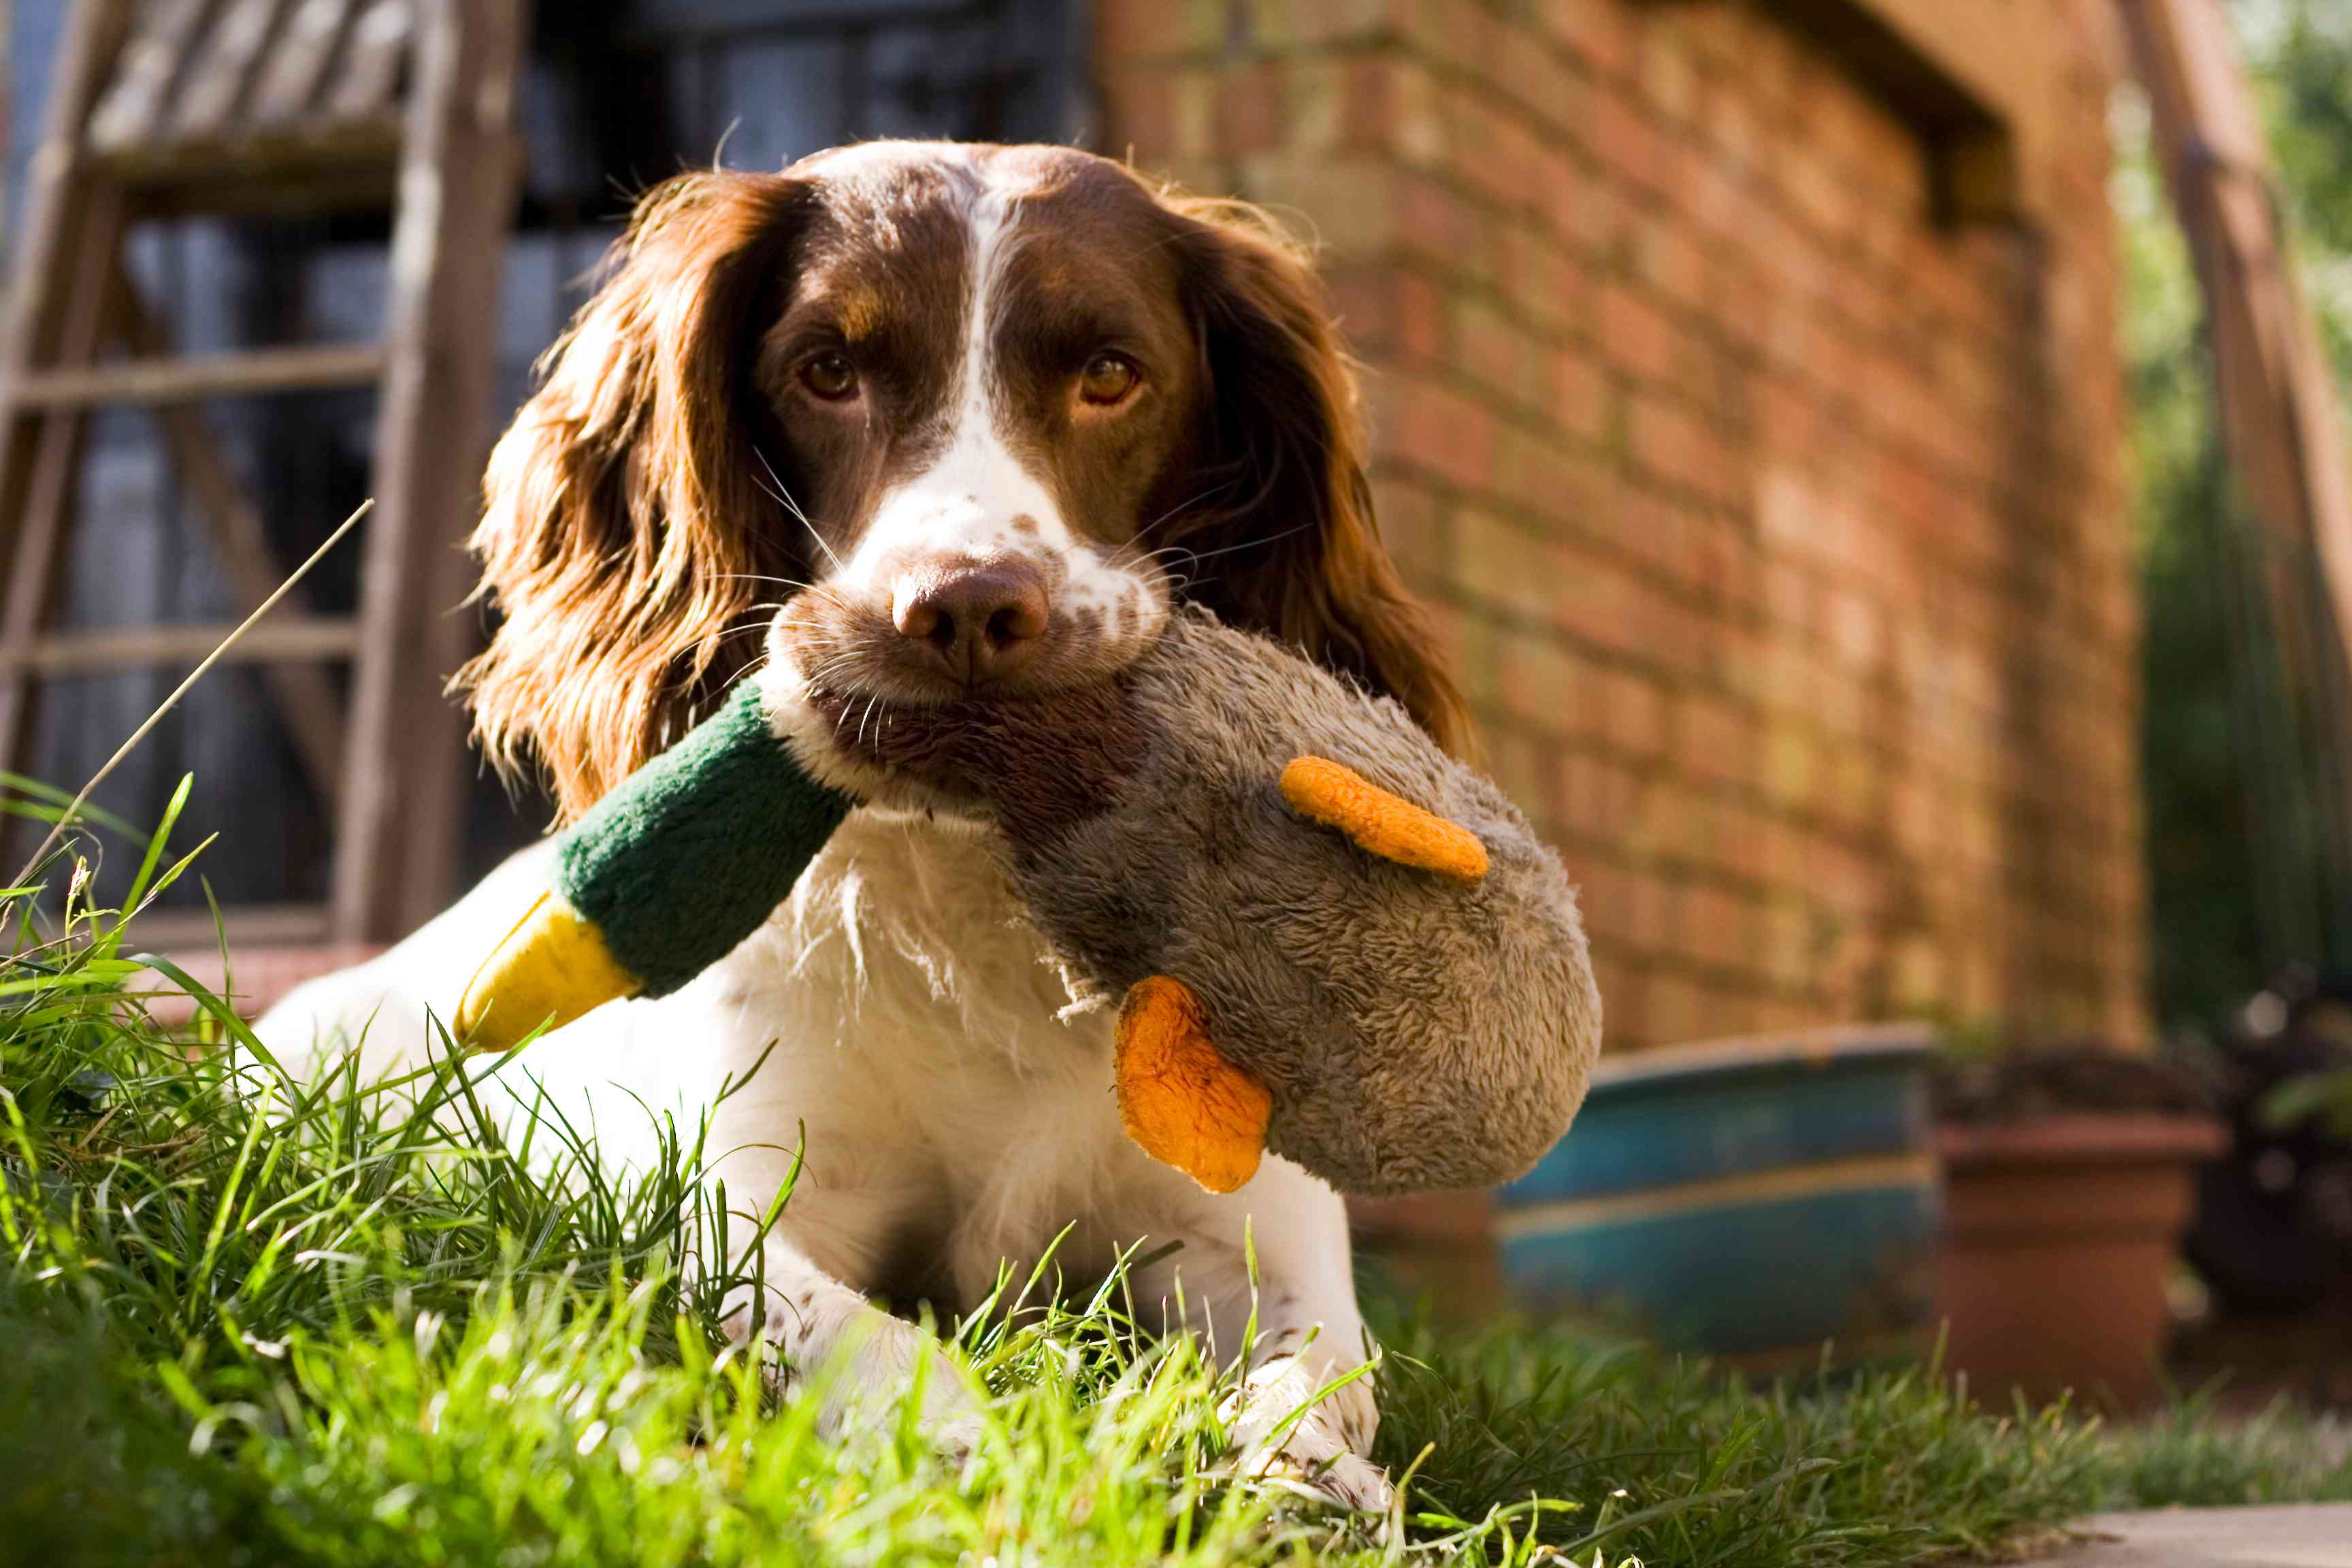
[0,617,359,673]
[131,906,343,952]
[10,343,385,409]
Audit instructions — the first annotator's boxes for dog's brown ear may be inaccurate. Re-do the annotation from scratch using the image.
[1155,197,1473,760]
[458,172,815,821]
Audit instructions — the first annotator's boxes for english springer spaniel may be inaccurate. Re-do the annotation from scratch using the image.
[263,141,1473,1510]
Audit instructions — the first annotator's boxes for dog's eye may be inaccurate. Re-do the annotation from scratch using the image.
[800,351,858,401]
[1078,353,1140,406]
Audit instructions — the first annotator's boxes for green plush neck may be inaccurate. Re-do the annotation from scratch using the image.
[554,680,854,998]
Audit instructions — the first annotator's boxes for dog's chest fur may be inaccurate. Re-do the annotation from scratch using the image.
[684,808,1141,1304]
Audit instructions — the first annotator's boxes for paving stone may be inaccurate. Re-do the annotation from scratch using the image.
[2021,1505,2352,1568]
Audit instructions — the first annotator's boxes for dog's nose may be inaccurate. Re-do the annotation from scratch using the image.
[890,557,1052,685]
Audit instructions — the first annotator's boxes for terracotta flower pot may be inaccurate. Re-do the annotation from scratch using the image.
[1936,1115,2227,1410]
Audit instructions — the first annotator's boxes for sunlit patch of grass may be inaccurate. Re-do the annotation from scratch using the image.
[2,777,2346,1566]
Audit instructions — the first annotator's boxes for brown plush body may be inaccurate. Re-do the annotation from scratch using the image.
[824,609,1601,1196]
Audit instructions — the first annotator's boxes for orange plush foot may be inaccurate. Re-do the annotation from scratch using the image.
[1115,976,1272,1194]
[1279,755,1489,882]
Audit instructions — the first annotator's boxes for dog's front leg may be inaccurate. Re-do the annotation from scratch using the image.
[1130,1166,1393,1512]
[721,1234,983,1457]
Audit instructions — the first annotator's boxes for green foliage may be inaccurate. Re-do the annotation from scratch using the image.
[2108,1386,2352,1507]
[3,788,2347,1565]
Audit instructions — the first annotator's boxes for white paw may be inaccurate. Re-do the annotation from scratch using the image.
[1222,1361,1393,1514]
[728,1282,982,1463]
[796,1307,982,1458]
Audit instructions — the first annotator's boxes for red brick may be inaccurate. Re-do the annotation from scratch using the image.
[1588,90,1673,196]
[1388,376,1501,493]
[1400,0,1505,84]
[1694,63,1771,177]
[1596,282,1682,387]
[1270,0,1392,46]
[1097,0,1220,61]
[1392,267,1448,363]
[1499,25,1585,138]
[1276,0,1398,47]
[1321,264,1393,354]
[1683,883,1759,973]
[1506,223,1590,338]
[1450,505,1549,620]
[1550,348,1612,445]
[1632,221,1710,315]
[1511,435,1614,534]
[1628,868,1680,951]
[1535,141,1614,259]
[1394,169,1496,283]
[1538,0,1633,78]
[1452,96,1536,211]
[1486,731,1556,829]
[1676,693,1756,787]
[1600,667,1669,760]
[1624,390,1727,502]
[1292,52,1402,154]
[1374,474,1450,583]
[1215,62,1288,158]
[1455,293,1531,409]
[1634,20,1701,127]
[1098,69,1178,161]
[1644,969,1712,1045]
[1555,749,1642,842]
[1497,630,1591,738]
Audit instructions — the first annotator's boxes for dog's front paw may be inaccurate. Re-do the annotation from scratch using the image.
[761,1301,982,1461]
[1222,1360,1394,1514]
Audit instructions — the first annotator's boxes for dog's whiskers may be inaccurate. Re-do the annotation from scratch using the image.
[1154,520,1313,572]
[1132,482,1237,544]
[710,572,818,592]
[753,448,845,572]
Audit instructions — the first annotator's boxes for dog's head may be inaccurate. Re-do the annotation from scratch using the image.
[461,141,1467,819]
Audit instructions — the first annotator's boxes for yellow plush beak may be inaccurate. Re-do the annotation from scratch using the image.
[455,890,644,1054]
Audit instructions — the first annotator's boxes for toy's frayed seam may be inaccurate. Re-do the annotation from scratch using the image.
[1278,755,1489,881]
[1114,975,1271,1194]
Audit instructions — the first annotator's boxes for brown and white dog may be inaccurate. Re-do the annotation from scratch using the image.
[260,141,1469,1509]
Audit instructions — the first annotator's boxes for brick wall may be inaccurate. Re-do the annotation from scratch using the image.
[1097,0,2148,1049]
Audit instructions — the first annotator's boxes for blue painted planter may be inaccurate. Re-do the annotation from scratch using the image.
[1496,1025,1941,1365]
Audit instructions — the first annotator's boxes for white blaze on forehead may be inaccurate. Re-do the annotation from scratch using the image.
[838,157,1137,619]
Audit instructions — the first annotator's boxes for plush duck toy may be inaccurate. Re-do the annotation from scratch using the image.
[457,610,1600,1198]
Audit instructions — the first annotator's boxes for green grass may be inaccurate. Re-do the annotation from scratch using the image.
[3,779,2348,1567]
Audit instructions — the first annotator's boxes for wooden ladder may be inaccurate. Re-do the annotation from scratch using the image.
[0,0,528,951]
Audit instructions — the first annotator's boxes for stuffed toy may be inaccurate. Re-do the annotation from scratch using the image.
[457,610,1600,1198]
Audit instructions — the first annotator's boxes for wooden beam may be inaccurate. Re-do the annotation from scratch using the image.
[2119,0,2352,678]
[129,904,340,950]
[334,0,529,943]
[0,191,126,782]
[86,0,212,151]
[11,342,385,408]
[0,617,358,673]
[249,0,361,126]
[169,0,291,140]
[0,0,133,511]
